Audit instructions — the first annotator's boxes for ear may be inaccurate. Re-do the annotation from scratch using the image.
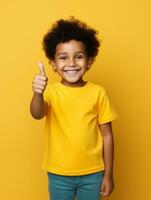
[87,57,93,70]
[50,60,57,72]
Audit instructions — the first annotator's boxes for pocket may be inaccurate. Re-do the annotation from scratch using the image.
[91,170,105,179]
[94,170,104,175]
[47,172,54,178]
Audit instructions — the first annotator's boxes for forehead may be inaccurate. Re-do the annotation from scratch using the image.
[55,39,86,55]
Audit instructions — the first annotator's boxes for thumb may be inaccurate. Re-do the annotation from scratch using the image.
[38,61,46,76]
[100,182,106,195]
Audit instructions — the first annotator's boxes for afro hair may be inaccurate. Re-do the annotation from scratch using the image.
[42,16,101,63]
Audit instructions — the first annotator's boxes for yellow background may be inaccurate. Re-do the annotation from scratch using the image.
[0,1,150,200]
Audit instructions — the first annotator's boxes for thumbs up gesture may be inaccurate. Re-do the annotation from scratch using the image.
[32,61,48,94]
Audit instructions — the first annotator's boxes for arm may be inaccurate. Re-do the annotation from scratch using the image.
[30,61,49,119]
[99,121,114,177]
[99,121,115,196]
[30,92,49,120]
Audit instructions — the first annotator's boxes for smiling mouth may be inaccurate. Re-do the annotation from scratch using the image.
[62,69,81,76]
[63,69,80,72]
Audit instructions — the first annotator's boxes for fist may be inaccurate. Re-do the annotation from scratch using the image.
[32,61,48,94]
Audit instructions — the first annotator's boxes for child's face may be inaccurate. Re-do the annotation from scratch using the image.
[51,39,92,86]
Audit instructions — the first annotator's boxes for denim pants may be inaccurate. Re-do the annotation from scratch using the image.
[47,170,104,200]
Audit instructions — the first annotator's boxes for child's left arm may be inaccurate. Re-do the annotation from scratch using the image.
[99,121,115,196]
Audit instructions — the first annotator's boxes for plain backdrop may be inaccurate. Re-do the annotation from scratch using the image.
[0,1,150,200]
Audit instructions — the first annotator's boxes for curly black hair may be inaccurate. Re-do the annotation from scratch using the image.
[42,16,101,63]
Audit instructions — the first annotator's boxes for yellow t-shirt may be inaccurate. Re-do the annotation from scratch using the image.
[42,81,118,176]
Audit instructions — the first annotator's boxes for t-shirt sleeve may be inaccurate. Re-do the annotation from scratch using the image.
[43,85,51,107]
[98,88,118,124]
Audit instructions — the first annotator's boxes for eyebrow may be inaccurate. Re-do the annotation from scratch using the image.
[56,51,86,56]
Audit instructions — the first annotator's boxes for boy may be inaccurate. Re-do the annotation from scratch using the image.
[30,16,118,200]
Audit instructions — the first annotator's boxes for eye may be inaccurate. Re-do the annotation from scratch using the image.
[76,55,84,59]
[59,57,67,60]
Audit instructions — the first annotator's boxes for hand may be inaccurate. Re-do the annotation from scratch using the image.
[32,61,48,94]
[100,175,115,196]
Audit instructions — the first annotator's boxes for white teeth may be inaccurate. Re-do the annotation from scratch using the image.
[64,70,79,73]
[66,70,77,73]
[63,70,80,76]
[64,70,78,71]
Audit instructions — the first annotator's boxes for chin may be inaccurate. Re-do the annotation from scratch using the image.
[63,76,81,83]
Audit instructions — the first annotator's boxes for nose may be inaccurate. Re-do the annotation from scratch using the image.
[68,58,76,66]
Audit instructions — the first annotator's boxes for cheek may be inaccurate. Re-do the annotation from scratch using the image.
[56,61,65,69]
[78,61,88,68]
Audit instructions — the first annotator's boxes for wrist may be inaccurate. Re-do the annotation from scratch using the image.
[34,91,43,96]
[104,169,113,177]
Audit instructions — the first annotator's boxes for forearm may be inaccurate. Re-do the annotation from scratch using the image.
[102,134,114,177]
[30,92,46,119]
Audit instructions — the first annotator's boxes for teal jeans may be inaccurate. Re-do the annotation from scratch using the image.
[47,170,104,200]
